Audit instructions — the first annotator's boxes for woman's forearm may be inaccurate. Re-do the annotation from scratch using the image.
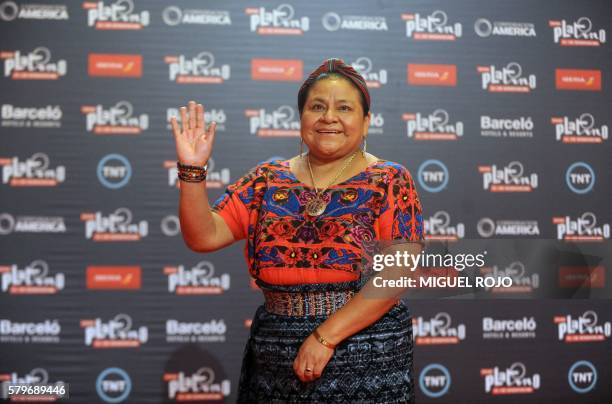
[179,181,218,251]
[316,291,400,346]
[316,243,421,345]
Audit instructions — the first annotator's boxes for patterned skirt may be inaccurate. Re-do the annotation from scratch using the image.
[237,281,415,403]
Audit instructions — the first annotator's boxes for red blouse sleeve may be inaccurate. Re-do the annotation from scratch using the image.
[211,165,265,241]
[378,164,424,241]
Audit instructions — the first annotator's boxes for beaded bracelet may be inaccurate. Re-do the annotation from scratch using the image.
[177,161,208,183]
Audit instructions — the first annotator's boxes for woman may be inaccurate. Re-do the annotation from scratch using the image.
[171,58,424,403]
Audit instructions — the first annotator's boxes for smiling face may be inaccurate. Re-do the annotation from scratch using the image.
[300,77,371,161]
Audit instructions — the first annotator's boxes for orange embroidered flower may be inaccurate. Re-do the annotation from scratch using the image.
[269,221,295,238]
[283,247,301,265]
[272,189,289,203]
[340,189,359,203]
[320,221,342,240]
[396,186,416,211]
[307,249,325,266]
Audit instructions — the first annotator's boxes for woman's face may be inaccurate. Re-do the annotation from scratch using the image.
[300,77,370,161]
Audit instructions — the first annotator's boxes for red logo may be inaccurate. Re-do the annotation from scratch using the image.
[87,266,141,289]
[555,69,601,91]
[88,54,142,77]
[407,64,457,86]
[559,266,605,288]
[251,59,302,81]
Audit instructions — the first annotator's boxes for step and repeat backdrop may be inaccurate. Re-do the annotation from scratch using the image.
[0,0,611,402]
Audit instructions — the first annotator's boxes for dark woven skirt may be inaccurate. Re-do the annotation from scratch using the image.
[237,302,415,403]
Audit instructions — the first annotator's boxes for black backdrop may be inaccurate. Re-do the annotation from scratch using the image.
[0,0,610,402]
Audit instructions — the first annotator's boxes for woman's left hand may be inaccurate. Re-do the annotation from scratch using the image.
[293,333,335,382]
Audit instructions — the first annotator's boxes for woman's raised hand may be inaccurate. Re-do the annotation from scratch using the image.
[170,100,217,166]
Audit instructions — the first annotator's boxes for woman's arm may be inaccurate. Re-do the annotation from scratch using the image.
[293,242,422,383]
[171,100,235,252]
[179,181,235,252]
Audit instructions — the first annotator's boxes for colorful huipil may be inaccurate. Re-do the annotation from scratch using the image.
[212,159,424,403]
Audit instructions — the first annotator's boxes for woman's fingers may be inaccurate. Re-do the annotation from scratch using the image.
[293,355,324,382]
[293,358,306,382]
[170,117,180,138]
[179,106,188,135]
[188,101,196,133]
[204,121,217,144]
[196,104,204,130]
[311,363,323,380]
[304,364,317,382]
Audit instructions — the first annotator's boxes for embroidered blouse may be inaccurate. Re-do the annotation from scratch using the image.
[211,159,424,286]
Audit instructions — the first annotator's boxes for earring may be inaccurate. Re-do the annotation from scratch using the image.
[362,137,367,155]
[299,138,304,156]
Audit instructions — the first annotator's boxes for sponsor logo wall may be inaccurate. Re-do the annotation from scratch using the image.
[0,0,610,402]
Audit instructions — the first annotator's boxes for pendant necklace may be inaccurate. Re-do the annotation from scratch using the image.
[304,150,359,217]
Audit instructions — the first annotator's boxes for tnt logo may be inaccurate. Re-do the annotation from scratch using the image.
[565,162,595,194]
[97,154,131,189]
[419,364,451,398]
[418,159,448,193]
[96,367,131,403]
[568,361,597,394]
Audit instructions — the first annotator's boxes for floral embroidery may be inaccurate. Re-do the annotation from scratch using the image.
[319,221,342,240]
[268,221,295,239]
[272,189,289,203]
[340,189,359,203]
[211,160,424,282]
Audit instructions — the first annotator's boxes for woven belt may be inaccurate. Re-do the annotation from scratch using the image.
[263,289,355,316]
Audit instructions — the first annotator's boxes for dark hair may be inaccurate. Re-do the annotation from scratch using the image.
[298,73,370,117]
